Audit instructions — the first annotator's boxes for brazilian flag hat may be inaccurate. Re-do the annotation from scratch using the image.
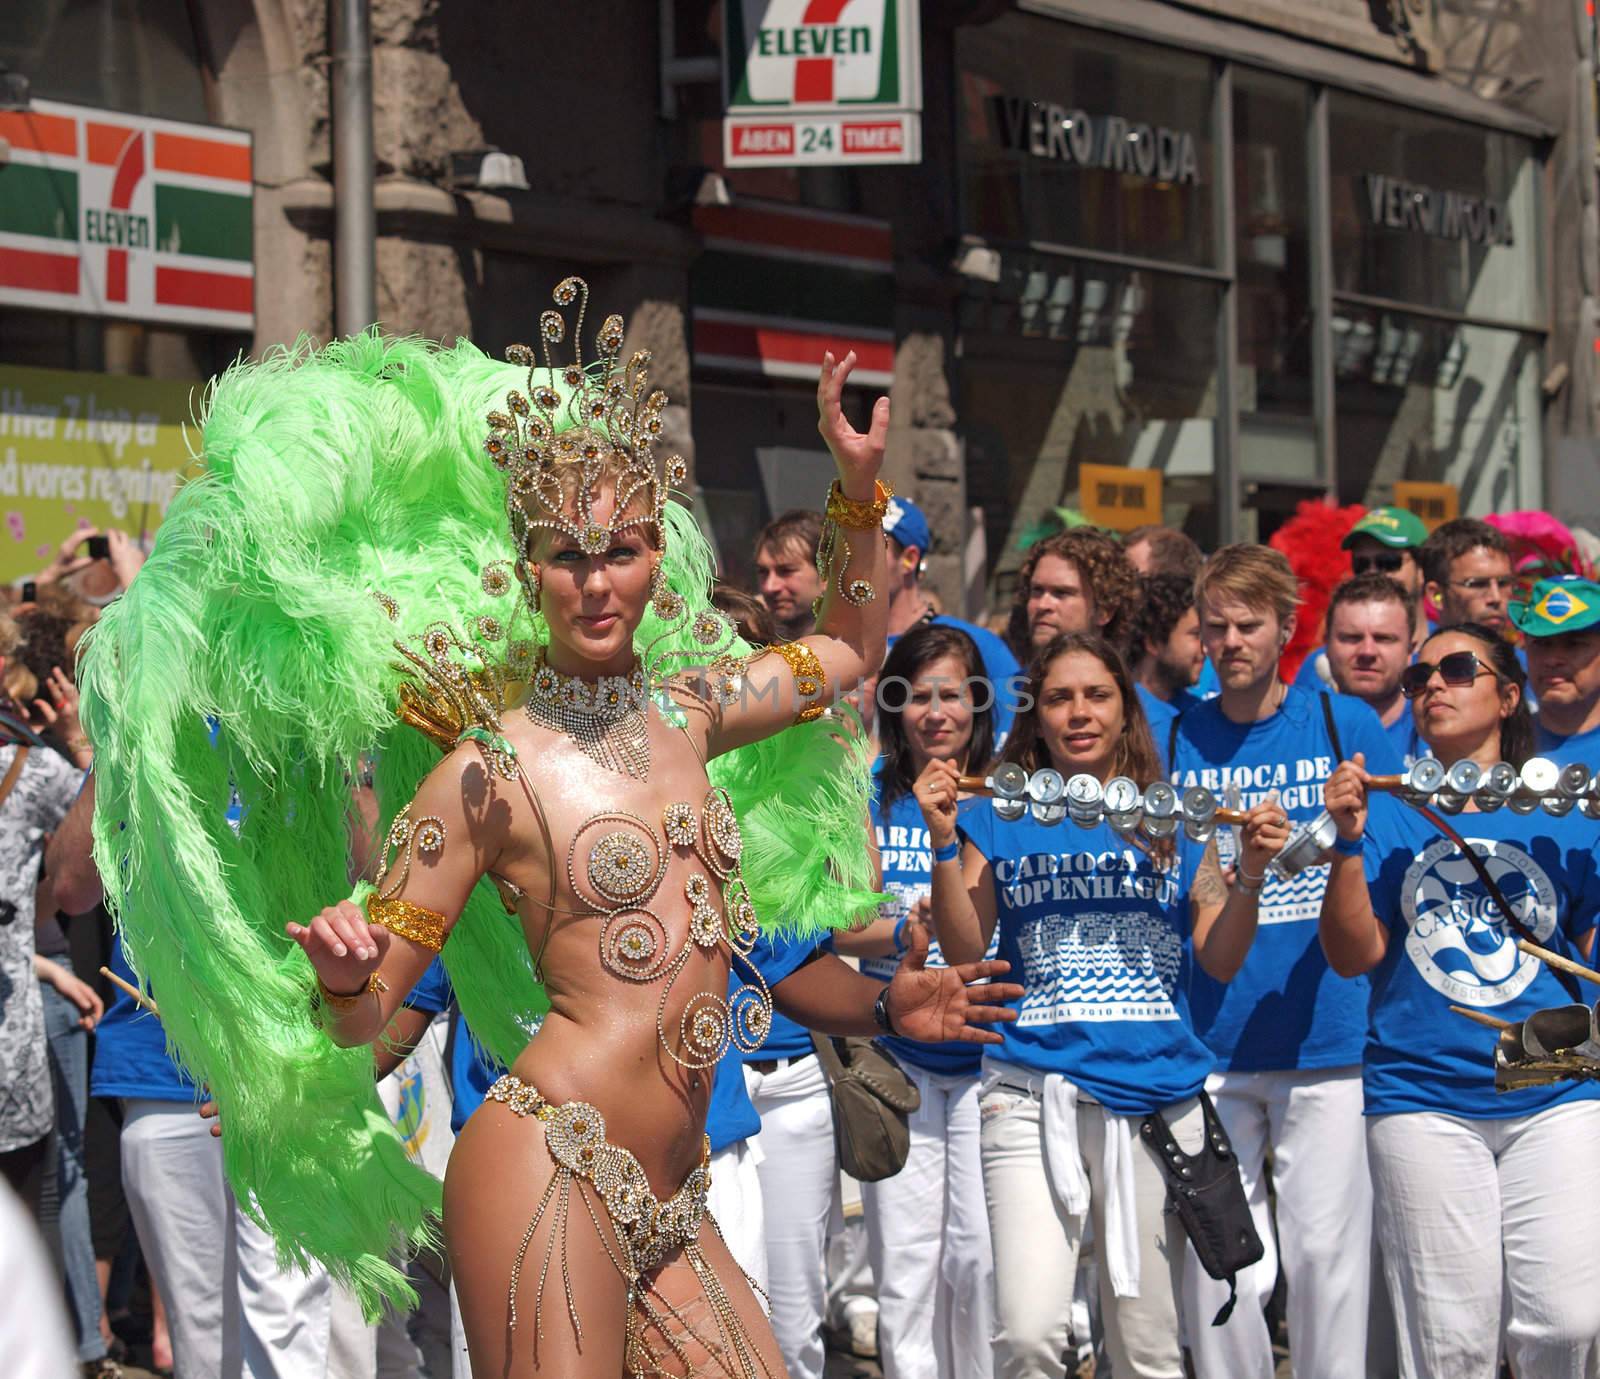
[1510,576,1600,637]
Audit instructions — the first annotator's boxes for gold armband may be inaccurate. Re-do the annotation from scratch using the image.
[824,478,893,529]
[765,641,827,725]
[367,896,450,953]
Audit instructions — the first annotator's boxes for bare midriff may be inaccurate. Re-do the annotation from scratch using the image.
[483,698,765,1200]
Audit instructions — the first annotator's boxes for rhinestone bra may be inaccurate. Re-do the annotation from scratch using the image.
[570,787,771,1069]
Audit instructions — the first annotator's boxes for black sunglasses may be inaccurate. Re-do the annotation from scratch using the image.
[1351,551,1406,575]
[1399,650,1500,700]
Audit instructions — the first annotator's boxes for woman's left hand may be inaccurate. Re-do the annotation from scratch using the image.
[884,919,1022,1044]
[1237,795,1291,880]
[36,956,104,1029]
[816,350,889,494]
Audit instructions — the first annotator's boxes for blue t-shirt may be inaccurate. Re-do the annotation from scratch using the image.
[1194,659,1221,699]
[1360,794,1600,1118]
[1294,647,1336,692]
[1136,685,1177,776]
[745,931,833,1062]
[1381,706,1421,768]
[957,806,1213,1115]
[1538,718,1600,769]
[887,613,1022,742]
[1172,686,1402,1071]
[90,938,197,1102]
[717,930,819,1148]
[861,771,983,1076]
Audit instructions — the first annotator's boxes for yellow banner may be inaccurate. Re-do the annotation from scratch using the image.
[1392,480,1459,531]
[0,363,198,585]
[1080,462,1163,532]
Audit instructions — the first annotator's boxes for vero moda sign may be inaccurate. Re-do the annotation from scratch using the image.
[0,100,253,332]
[723,0,922,168]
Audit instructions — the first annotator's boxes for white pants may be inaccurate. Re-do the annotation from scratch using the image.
[824,1172,875,1333]
[708,1137,768,1299]
[980,1075,1203,1379]
[1368,1100,1600,1379]
[862,1064,995,1379]
[1183,1067,1371,1379]
[745,1055,834,1379]
[122,1100,333,1379]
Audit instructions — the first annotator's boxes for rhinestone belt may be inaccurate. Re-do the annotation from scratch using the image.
[486,1074,711,1273]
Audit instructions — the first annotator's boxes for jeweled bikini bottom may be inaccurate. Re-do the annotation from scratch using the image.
[485,1074,775,1378]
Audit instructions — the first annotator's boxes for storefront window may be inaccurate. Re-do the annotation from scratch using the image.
[960,251,1221,588]
[956,16,1217,268]
[1333,305,1541,511]
[1233,71,1317,482]
[1328,93,1541,324]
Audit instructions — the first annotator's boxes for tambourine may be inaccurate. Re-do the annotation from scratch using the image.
[959,757,1598,881]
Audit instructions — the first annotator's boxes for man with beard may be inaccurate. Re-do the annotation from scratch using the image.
[1172,544,1400,1379]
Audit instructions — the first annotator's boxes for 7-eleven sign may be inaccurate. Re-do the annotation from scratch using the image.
[724,0,921,167]
[0,100,252,331]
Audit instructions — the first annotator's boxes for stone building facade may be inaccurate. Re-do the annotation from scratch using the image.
[3,0,1596,611]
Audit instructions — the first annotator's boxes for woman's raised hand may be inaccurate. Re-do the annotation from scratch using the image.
[913,758,961,851]
[1324,753,1370,845]
[286,900,390,995]
[1237,795,1291,878]
[816,350,889,491]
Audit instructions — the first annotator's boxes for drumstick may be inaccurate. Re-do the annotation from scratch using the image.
[1516,940,1600,988]
[1449,1004,1513,1032]
[99,966,161,1018]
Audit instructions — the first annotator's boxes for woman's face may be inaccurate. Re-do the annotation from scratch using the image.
[1035,649,1124,780]
[1412,630,1516,757]
[898,654,975,769]
[531,484,654,676]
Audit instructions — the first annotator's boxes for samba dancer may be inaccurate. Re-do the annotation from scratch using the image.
[81,283,1021,1379]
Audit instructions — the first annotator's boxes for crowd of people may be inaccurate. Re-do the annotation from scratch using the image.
[6,441,1600,1379]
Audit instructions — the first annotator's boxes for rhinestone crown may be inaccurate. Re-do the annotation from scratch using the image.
[484,277,687,570]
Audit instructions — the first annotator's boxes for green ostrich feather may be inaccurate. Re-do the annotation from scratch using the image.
[77,333,877,1314]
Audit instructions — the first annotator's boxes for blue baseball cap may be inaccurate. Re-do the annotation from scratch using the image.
[883,495,931,555]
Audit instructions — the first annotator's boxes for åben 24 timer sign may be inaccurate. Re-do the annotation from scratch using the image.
[723,0,922,168]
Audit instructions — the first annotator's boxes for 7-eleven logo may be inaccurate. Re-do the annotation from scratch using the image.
[0,99,252,330]
[731,0,898,107]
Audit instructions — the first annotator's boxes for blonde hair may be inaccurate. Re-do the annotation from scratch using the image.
[1195,544,1300,625]
[0,611,23,660]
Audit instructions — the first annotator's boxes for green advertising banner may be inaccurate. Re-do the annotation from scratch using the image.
[0,364,199,584]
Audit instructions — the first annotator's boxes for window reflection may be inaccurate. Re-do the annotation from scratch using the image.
[960,252,1220,591]
[1333,306,1539,512]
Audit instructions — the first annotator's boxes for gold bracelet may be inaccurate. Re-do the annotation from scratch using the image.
[313,971,389,1014]
[367,896,450,953]
[763,641,827,725]
[825,478,893,530]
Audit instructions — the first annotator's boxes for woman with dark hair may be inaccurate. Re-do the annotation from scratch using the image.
[919,632,1289,1379]
[847,622,998,1379]
[1321,623,1600,1379]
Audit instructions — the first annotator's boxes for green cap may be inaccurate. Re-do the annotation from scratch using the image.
[1341,505,1429,551]
[1510,577,1600,637]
